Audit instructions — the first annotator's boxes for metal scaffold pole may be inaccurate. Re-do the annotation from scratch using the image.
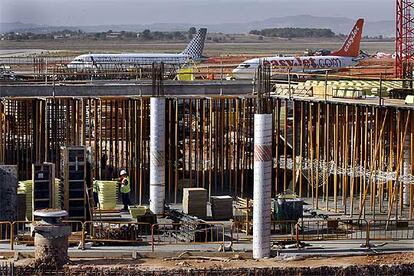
[395,0,414,80]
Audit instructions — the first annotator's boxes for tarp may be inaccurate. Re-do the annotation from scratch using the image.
[177,68,195,81]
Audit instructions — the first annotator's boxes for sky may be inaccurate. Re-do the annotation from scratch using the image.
[0,0,393,26]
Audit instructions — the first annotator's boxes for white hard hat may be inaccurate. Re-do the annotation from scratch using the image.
[120,169,127,176]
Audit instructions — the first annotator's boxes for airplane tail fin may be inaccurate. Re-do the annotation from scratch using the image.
[331,19,364,57]
[181,28,207,60]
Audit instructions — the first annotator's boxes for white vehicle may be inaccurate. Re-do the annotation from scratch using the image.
[232,19,365,79]
[67,28,207,69]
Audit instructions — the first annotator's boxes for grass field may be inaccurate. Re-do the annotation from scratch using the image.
[0,38,394,57]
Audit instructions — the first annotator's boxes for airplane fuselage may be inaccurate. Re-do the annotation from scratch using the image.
[67,28,208,70]
[233,19,365,79]
[232,56,358,79]
[67,53,191,69]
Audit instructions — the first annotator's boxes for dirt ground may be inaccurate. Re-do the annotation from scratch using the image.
[78,253,414,270]
[0,39,394,56]
[13,252,414,271]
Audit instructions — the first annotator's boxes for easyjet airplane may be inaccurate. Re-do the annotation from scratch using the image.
[67,28,207,69]
[232,19,365,79]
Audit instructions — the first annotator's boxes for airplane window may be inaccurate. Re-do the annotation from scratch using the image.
[239,64,250,68]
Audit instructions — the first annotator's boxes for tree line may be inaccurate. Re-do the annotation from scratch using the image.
[1,27,199,41]
[249,27,336,38]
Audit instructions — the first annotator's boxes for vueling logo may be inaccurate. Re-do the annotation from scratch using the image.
[344,26,360,52]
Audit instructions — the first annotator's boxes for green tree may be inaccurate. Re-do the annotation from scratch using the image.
[249,27,335,38]
[141,29,151,40]
[188,26,196,39]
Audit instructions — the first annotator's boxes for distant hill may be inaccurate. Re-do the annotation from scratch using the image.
[0,21,79,33]
[0,16,394,37]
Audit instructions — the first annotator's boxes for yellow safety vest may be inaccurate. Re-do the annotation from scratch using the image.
[93,180,99,193]
[120,176,131,194]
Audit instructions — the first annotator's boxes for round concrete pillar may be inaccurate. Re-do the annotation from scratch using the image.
[253,113,272,259]
[150,97,166,215]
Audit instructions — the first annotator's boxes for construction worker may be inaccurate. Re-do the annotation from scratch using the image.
[92,178,99,208]
[119,169,131,211]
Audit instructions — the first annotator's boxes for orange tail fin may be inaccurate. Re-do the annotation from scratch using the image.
[331,19,364,57]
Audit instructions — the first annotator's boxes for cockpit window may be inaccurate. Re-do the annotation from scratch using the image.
[239,64,251,68]
[74,56,92,62]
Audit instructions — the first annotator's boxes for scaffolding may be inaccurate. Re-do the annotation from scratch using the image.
[396,0,414,79]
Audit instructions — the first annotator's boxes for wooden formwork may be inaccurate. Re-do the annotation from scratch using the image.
[1,96,414,219]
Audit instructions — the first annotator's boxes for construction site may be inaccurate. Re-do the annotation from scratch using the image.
[1,2,414,276]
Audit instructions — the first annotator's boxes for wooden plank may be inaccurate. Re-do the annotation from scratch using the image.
[299,101,304,198]
[334,104,339,212]
[358,109,389,219]
[292,100,297,194]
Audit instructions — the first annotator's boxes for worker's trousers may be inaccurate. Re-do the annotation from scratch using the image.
[121,192,131,210]
[93,192,99,207]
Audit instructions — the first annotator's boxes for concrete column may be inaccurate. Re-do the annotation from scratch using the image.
[150,97,166,215]
[253,114,272,259]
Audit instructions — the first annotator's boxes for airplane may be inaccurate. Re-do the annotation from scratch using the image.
[375,52,392,59]
[231,19,365,79]
[67,28,207,69]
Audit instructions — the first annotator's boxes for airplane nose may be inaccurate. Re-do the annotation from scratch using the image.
[231,68,243,79]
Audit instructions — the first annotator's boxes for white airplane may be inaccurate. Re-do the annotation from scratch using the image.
[375,52,392,59]
[67,28,207,69]
[232,19,365,79]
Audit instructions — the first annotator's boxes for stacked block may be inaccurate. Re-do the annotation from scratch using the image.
[182,188,207,218]
[210,196,233,220]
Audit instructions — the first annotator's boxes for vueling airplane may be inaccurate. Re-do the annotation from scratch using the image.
[232,19,365,79]
[67,28,207,69]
